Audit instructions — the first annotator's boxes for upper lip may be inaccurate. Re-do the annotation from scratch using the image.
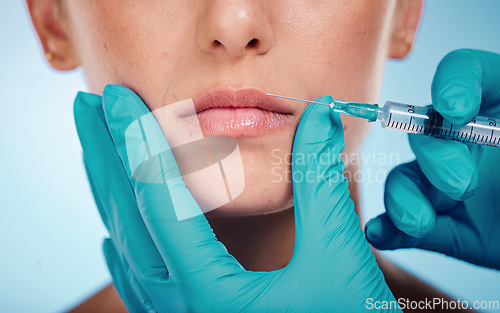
[192,86,294,115]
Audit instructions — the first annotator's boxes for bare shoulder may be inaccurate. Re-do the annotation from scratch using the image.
[67,284,128,313]
[376,252,475,312]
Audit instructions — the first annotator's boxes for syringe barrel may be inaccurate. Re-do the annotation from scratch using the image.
[379,101,500,147]
[378,101,431,134]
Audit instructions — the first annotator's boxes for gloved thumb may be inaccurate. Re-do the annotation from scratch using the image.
[291,96,356,251]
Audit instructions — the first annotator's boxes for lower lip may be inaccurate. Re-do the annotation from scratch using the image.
[183,108,293,137]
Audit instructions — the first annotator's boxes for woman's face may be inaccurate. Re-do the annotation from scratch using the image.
[32,0,421,216]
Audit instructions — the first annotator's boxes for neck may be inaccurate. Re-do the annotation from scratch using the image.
[207,162,362,271]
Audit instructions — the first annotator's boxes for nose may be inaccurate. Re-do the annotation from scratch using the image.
[197,1,274,58]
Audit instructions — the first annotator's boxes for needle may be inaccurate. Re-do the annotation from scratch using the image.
[266,93,334,108]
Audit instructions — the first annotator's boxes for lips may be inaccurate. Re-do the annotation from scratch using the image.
[183,87,295,137]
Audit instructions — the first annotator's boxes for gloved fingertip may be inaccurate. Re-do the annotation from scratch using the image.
[445,162,478,201]
[102,89,122,118]
[104,84,133,97]
[103,238,120,264]
[315,95,335,105]
[304,95,335,120]
[408,210,436,238]
[74,92,102,114]
[366,214,424,251]
[385,198,436,239]
[102,85,131,113]
[303,95,337,127]
[433,88,480,125]
[293,95,343,152]
[102,85,151,123]
[431,49,483,125]
[315,95,341,126]
[365,215,390,245]
[409,135,478,201]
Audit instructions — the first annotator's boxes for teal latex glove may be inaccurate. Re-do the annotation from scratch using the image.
[366,49,500,270]
[75,85,400,312]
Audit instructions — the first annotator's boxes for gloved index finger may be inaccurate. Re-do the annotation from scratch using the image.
[102,85,244,283]
[409,133,478,201]
[75,91,172,291]
[432,49,500,125]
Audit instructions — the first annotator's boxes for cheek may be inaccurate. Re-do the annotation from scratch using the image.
[341,115,371,156]
[281,1,395,103]
[68,1,190,97]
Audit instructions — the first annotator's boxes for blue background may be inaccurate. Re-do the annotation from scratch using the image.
[1,1,499,312]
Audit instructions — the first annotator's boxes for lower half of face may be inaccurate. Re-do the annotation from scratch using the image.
[69,0,397,216]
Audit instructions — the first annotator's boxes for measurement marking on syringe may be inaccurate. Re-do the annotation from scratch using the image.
[266,95,500,147]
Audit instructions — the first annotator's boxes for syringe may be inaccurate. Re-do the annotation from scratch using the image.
[267,94,500,148]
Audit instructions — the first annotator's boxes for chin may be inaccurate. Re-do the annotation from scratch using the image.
[205,187,294,218]
[145,86,302,219]
[184,143,295,218]
[207,170,294,218]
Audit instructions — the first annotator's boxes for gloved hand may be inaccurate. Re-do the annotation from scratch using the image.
[75,85,400,312]
[365,49,500,270]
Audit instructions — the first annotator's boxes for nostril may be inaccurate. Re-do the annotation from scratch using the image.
[247,38,259,48]
[213,40,222,48]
